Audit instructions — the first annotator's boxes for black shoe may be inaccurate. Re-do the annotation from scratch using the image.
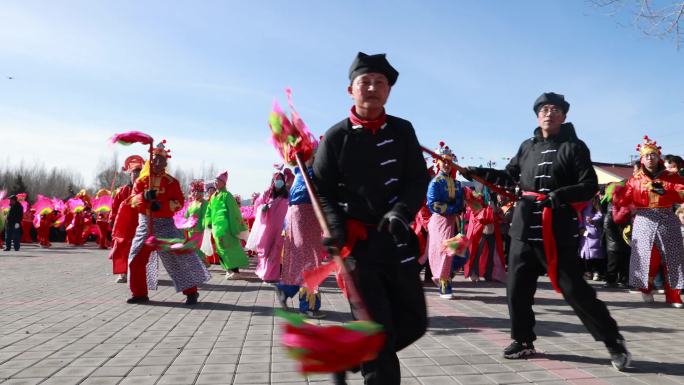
[3,248,9,251]
[126,296,149,304]
[606,339,631,371]
[603,282,618,289]
[503,341,536,359]
[332,371,347,385]
[185,292,199,305]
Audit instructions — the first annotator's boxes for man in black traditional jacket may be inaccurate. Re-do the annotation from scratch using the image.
[464,92,631,371]
[4,195,24,251]
[313,52,430,385]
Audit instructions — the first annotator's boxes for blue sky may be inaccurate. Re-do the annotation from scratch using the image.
[2,1,683,196]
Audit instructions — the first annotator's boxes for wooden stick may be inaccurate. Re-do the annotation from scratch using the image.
[421,145,517,201]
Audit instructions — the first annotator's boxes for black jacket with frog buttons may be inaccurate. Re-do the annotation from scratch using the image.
[313,115,430,244]
[472,123,598,247]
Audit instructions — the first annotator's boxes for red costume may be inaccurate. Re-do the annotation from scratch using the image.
[21,210,33,243]
[37,214,52,248]
[96,212,110,249]
[128,160,194,298]
[615,136,684,306]
[109,184,138,274]
[67,212,85,245]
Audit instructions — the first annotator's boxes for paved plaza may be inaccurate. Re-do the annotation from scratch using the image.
[1,244,683,385]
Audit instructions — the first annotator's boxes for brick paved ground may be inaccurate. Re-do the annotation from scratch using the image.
[1,244,683,385]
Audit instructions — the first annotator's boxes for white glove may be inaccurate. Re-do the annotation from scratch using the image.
[14,223,20,229]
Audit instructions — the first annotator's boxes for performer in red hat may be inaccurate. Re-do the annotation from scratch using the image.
[109,155,144,283]
[614,136,684,307]
[126,141,210,305]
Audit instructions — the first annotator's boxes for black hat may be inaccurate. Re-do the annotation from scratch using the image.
[348,52,399,86]
[8,195,17,200]
[533,92,570,115]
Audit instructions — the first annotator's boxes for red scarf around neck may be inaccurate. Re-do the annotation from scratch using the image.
[349,106,387,134]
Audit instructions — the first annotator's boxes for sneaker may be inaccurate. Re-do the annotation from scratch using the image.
[656,289,665,294]
[302,310,326,319]
[126,296,149,304]
[606,339,631,371]
[225,271,235,280]
[115,274,127,283]
[503,341,536,359]
[185,292,199,305]
[670,302,684,309]
[593,272,601,281]
[439,293,455,299]
[641,292,655,303]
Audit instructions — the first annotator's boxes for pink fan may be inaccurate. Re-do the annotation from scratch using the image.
[52,198,66,213]
[32,195,54,216]
[93,195,113,213]
[110,131,154,146]
[67,198,86,213]
[240,205,255,220]
[173,201,197,229]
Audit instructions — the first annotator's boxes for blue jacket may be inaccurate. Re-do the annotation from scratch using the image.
[288,167,313,205]
[427,172,464,215]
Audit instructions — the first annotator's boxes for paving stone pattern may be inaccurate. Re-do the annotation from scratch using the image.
[1,245,683,384]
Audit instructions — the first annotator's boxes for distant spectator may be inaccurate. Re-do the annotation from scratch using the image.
[663,154,684,177]
[4,195,24,251]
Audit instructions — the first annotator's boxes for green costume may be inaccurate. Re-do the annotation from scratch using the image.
[205,189,249,270]
[185,199,208,258]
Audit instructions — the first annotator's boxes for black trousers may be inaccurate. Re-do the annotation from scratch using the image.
[605,249,630,284]
[348,230,427,385]
[508,239,622,343]
[4,225,21,251]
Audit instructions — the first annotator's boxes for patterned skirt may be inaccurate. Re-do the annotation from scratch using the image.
[280,204,324,286]
[129,215,211,292]
[427,214,457,280]
[629,208,684,289]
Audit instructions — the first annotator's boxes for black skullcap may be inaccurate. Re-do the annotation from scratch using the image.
[348,52,399,86]
[533,92,570,115]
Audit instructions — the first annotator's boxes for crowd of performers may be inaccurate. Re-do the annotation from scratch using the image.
[0,188,116,251]
[3,52,684,384]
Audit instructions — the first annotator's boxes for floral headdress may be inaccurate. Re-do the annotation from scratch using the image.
[636,135,661,158]
[189,179,205,193]
[152,140,171,158]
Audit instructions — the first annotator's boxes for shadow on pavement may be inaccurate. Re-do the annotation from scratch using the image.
[426,315,679,337]
[539,352,684,376]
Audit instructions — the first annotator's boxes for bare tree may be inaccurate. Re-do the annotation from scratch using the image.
[93,153,126,192]
[591,0,684,48]
[0,160,84,201]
